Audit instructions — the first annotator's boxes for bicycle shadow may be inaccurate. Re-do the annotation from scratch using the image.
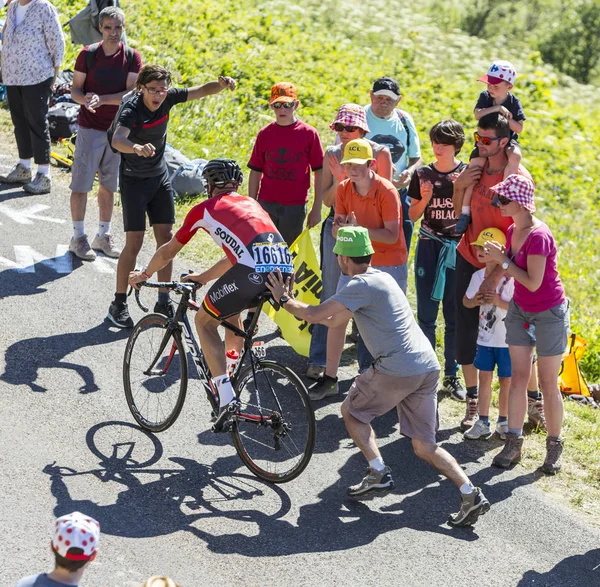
[44,421,293,539]
[1,323,129,392]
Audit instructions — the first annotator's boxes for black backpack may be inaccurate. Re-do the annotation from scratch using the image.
[48,103,81,141]
[84,42,135,72]
[106,91,141,153]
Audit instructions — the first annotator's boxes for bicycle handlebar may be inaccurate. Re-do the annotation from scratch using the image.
[130,280,202,313]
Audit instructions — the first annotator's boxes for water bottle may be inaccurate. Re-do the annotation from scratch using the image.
[226,349,240,377]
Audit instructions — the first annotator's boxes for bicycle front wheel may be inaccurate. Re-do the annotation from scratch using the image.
[232,360,316,483]
[123,313,188,432]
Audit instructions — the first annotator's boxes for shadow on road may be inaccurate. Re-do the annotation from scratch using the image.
[44,421,292,538]
[1,323,129,392]
[0,256,83,299]
[43,418,544,558]
[518,548,600,586]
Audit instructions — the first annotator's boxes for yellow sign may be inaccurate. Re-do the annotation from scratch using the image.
[266,228,323,357]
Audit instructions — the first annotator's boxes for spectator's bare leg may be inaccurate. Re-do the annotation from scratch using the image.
[70,191,87,224]
[498,376,510,416]
[97,184,114,224]
[537,354,564,437]
[412,439,470,488]
[341,401,380,461]
[477,369,493,417]
[152,224,174,288]
[116,231,144,294]
[462,363,478,387]
[507,345,534,431]
[325,319,349,378]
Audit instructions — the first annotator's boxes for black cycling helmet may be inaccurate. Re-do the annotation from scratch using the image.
[202,158,244,188]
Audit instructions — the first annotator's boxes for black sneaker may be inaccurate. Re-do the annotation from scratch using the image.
[154,300,175,318]
[448,487,490,527]
[107,300,134,328]
[347,466,394,499]
[308,375,339,401]
[441,376,467,401]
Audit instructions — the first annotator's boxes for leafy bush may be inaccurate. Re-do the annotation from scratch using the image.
[50,0,600,380]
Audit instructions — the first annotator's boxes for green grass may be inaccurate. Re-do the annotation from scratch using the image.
[3,0,599,520]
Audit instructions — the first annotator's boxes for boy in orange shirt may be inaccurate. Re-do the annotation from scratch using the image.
[309,138,406,400]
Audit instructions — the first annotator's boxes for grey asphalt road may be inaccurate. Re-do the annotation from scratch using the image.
[0,142,599,587]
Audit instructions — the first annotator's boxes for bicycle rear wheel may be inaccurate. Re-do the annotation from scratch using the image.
[231,360,316,483]
[123,314,188,432]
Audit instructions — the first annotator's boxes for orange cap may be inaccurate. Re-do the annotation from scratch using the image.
[270,82,297,104]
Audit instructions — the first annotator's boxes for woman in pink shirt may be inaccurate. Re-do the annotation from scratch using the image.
[484,175,569,475]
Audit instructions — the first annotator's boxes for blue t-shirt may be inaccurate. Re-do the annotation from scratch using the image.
[475,91,526,142]
[15,574,76,587]
[364,106,421,180]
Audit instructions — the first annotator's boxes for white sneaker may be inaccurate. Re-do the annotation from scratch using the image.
[69,235,96,261]
[464,419,492,440]
[495,421,508,440]
[91,233,121,258]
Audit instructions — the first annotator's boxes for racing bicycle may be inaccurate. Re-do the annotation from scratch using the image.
[123,280,316,483]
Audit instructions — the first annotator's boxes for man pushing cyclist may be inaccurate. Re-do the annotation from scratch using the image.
[128,159,292,413]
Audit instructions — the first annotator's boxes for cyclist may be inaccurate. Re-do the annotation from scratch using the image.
[128,158,292,412]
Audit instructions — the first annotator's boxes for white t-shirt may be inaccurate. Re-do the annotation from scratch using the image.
[466,269,514,348]
[15,1,31,25]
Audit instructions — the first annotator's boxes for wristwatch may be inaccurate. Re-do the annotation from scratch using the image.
[501,258,511,270]
[279,295,290,306]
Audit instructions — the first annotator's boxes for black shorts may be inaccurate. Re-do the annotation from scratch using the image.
[120,170,176,232]
[202,264,292,320]
[455,252,480,365]
[202,233,293,320]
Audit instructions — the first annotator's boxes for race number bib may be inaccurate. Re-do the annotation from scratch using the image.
[252,239,293,274]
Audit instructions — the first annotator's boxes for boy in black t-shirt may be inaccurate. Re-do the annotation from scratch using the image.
[456,60,526,234]
[107,64,236,328]
[408,119,467,400]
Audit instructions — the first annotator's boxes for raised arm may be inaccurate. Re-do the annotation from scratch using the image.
[186,76,236,101]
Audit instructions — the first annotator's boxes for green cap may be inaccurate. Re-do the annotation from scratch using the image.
[333,226,374,257]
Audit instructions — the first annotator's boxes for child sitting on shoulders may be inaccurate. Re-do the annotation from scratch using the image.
[461,227,514,440]
[456,60,526,234]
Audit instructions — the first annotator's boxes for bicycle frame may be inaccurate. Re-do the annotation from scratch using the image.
[134,282,275,426]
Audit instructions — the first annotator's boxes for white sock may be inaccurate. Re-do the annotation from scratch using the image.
[73,221,85,239]
[369,457,386,472]
[98,221,111,237]
[19,159,31,169]
[460,482,474,495]
[461,205,471,215]
[212,374,235,408]
[37,164,50,177]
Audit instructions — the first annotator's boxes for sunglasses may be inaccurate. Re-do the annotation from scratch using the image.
[272,102,296,109]
[144,86,169,96]
[474,131,503,146]
[333,123,359,133]
[491,194,513,208]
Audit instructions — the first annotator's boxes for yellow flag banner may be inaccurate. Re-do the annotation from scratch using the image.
[266,227,323,357]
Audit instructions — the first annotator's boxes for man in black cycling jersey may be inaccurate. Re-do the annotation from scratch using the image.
[129,159,292,411]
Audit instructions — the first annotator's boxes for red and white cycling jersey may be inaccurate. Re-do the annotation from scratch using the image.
[175,192,293,272]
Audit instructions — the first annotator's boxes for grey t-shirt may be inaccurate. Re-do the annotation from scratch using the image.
[331,268,439,377]
[15,574,76,587]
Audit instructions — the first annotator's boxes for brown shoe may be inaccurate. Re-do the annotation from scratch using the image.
[492,432,523,468]
[541,436,564,475]
[0,163,32,184]
[460,397,478,431]
[528,397,547,430]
